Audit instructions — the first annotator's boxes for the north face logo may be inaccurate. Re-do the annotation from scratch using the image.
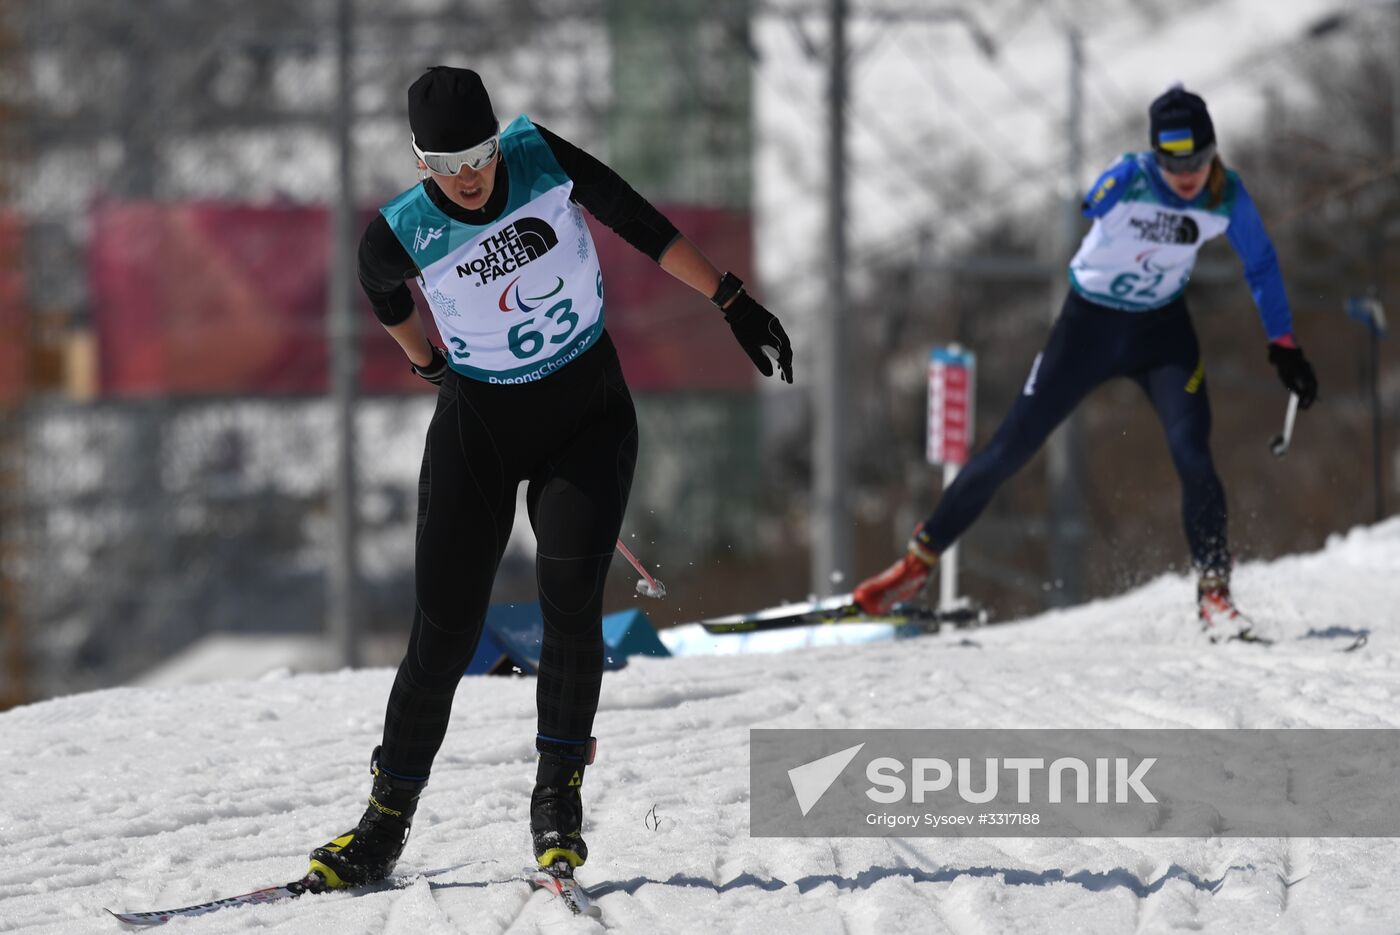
[1129,211,1199,245]
[511,218,559,259]
[456,217,559,285]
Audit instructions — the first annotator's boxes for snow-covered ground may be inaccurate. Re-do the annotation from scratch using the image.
[3,521,1400,934]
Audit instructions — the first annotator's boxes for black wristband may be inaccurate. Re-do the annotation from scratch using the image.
[710,272,745,309]
[410,346,448,383]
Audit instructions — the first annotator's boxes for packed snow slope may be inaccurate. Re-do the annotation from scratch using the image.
[3,521,1400,935]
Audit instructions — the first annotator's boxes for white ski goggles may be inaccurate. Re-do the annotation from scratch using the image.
[412,131,500,175]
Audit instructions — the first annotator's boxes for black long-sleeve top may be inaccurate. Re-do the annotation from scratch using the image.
[358,122,680,326]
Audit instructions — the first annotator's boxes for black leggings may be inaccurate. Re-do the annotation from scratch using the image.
[923,291,1229,574]
[378,333,638,780]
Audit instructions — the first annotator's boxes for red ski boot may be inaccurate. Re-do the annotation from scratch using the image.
[853,530,939,616]
[1197,573,1267,643]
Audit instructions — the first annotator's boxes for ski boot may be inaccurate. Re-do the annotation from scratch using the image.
[853,525,939,616]
[1197,572,1264,642]
[531,736,596,871]
[307,746,427,890]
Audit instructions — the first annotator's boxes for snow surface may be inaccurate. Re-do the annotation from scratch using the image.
[3,521,1400,934]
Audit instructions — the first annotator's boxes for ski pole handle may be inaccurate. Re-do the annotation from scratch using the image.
[615,538,667,599]
[1270,392,1299,458]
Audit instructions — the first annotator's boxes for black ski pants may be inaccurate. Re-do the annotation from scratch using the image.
[922,291,1229,574]
[378,333,638,780]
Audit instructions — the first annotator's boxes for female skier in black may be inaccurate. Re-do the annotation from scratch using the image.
[307,66,792,888]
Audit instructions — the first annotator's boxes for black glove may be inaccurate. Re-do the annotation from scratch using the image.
[410,345,450,384]
[723,293,794,384]
[1267,342,1317,409]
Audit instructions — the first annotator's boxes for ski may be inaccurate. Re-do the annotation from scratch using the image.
[1300,627,1370,653]
[1211,625,1369,653]
[106,862,472,927]
[107,875,320,927]
[1221,629,1273,646]
[526,861,601,919]
[700,593,986,635]
[1336,633,1368,652]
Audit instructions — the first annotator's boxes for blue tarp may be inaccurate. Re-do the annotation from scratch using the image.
[466,604,669,676]
[464,602,545,675]
[601,608,671,667]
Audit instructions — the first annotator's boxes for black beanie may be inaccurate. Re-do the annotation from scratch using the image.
[407,66,497,152]
[1149,85,1215,158]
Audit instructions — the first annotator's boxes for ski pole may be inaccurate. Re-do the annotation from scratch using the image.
[1270,392,1299,458]
[615,538,667,598]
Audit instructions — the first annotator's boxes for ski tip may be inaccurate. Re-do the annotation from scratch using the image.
[105,907,168,928]
[1342,633,1369,652]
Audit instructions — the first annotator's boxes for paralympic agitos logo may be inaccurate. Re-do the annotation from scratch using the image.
[455,217,559,285]
[498,274,564,313]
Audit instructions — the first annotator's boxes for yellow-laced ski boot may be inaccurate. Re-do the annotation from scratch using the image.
[530,736,596,870]
[307,747,427,890]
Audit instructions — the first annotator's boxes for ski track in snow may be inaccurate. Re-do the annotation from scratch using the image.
[3,522,1400,933]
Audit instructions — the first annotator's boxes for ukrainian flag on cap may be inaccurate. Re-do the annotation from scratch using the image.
[1158,128,1195,154]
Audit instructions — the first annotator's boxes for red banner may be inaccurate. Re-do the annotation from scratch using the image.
[927,346,976,467]
[89,200,754,396]
[0,214,25,403]
[587,208,755,392]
